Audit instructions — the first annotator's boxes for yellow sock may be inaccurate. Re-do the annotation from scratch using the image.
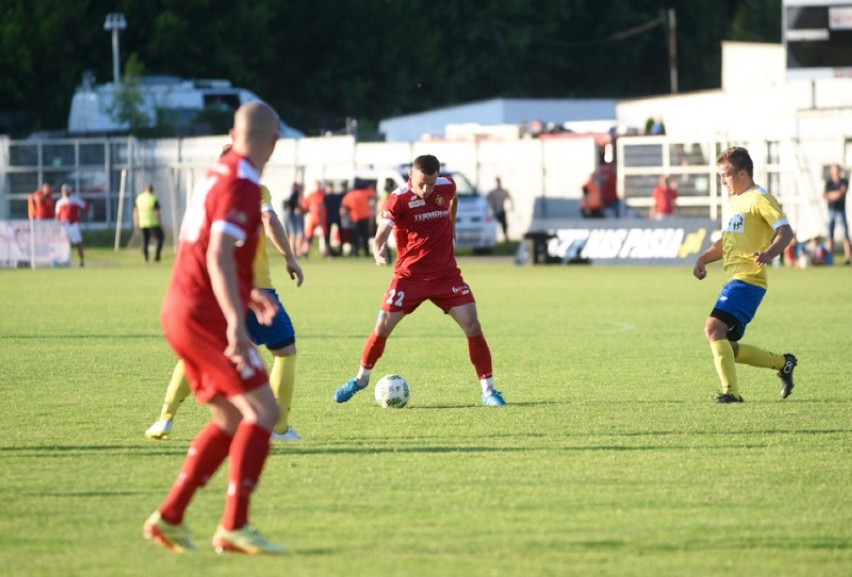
[736,344,785,370]
[270,355,296,434]
[159,360,191,421]
[710,340,739,396]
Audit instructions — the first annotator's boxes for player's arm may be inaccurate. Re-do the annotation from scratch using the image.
[207,229,251,371]
[693,238,722,280]
[373,219,393,266]
[450,193,458,243]
[754,224,794,266]
[261,208,304,287]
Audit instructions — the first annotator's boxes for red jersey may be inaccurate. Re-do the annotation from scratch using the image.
[30,190,55,219]
[55,195,88,223]
[653,184,678,215]
[383,176,458,279]
[167,151,263,326]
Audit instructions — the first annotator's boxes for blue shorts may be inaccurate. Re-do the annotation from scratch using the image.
[710,279,766,341]
[246,288,296,350]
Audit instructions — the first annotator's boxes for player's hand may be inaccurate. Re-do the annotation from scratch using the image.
[224,323,253,377]
[693,260,707,280]
[286,256,304,287]
[374,242,387,266]
[753,251,772,266]
[249,288,279,326]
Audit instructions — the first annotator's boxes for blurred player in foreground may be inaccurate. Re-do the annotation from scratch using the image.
[334,154,505,407]
[145,146,305,443]
[143,102,288,555]
[692,146,797,404]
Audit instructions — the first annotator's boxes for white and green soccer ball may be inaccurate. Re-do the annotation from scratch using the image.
[374,374,411,408]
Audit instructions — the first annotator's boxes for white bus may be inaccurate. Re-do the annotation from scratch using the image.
[67,74,303,138]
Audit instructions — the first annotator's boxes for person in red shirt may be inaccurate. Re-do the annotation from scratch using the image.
[28,182,56,220]
[651,175,678,220]
[302,180,329,256]
[54,184,89,266]
[334,154,505,407]
[341,182,376,256]
[143,102,288,556]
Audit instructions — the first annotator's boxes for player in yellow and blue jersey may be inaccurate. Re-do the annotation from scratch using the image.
[692,146,797,403]
[146,156,305,440]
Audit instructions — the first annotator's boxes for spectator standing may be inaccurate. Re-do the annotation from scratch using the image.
[342,181,375,256]
[580,173,604,218]
[486,177,513,243]
[302,180,329,257]
[55,184,89,267]
[823,163,851,265]
[284,182,305,257]
[29,182,55,220]
[651,175,678,220]
[134,184,165,262]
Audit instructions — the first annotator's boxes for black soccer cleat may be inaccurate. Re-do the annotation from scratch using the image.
[716,393,744,404]
[778,353,797,399]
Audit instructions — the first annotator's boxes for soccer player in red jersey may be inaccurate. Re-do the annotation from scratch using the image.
[334,154,506,406]
[143,102,288,555]
[55,184,89,267]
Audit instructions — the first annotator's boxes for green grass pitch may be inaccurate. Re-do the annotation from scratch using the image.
[0,248,849,576]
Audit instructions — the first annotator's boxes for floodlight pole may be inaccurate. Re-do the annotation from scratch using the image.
[667,8,678,94]
[104,13,127,85]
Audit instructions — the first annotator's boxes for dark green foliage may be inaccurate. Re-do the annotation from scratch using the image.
[0,0,782,137]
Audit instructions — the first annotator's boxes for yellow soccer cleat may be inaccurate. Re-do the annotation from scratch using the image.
[212,524,287,555]
[143,511,196,553]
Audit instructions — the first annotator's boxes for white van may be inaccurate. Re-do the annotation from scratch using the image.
[67,74,303,138]
[346,166,498,253]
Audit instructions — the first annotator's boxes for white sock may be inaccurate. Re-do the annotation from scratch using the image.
[356,367,371,386]
[480,377,494,395]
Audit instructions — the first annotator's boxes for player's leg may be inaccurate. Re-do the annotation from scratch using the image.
[213,385,286,554]
[146,360,192,439]
[448,303,504,406]
[142,228,151,261]
[144,389,238,553]
[705,316,740,402]
[334,309,406,403]
[735,344,797,399]
[269,346,300,440]
[154,226,164,261]
[246,290,300,439]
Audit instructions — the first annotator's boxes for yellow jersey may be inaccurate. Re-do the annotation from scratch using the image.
[253,185,275,290]
[722,185,788,288]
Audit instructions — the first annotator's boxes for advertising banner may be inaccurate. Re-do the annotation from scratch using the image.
[0,220,71,268]
[523,218,718,266]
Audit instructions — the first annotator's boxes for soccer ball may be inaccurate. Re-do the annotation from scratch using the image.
[374,374,411,408]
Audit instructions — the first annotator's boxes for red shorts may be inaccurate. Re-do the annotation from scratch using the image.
[381,272,475,314]
[161,293,268,403]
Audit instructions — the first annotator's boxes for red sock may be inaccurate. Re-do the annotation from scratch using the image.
[467,334,493,379]
[221,422,271,530]
[361,332,387,370]
[160,423,233,524]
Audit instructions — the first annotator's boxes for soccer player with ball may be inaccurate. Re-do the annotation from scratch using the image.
[334,154,505,407]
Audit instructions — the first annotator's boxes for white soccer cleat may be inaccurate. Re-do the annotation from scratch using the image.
[145,419,173,440]
[271,426,303,442]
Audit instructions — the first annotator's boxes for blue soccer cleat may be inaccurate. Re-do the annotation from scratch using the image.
[482,390,506,406]
[334,378,367,403]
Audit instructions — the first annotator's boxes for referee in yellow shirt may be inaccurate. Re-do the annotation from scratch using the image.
[134,184,165,262]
